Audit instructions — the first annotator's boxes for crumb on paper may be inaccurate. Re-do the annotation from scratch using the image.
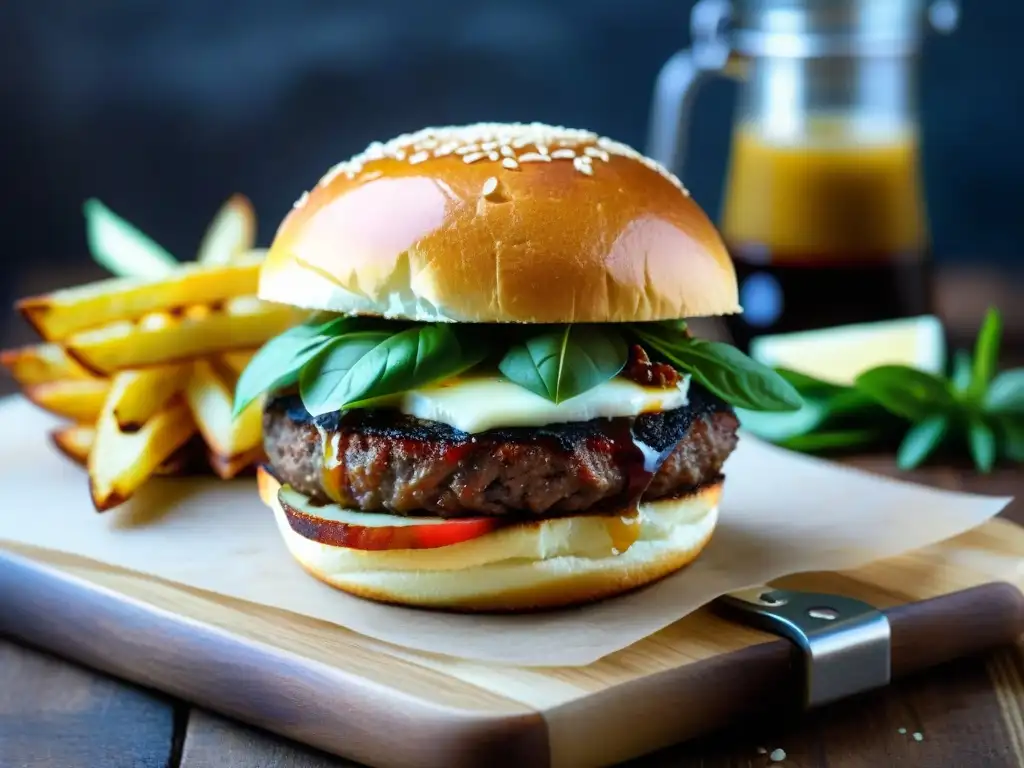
[898,727,907,734]
[770,748,787,762]
[913,732,924,742]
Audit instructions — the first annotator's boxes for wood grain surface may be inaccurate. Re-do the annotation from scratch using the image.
[0,642,182,768]
[0,266,1022,767]
[2,635,1023,767]
[180,711,353,768]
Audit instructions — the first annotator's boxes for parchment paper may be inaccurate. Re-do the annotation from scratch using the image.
[0,398,1011,666]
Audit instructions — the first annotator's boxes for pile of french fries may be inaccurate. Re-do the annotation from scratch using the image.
[1,196,304,511]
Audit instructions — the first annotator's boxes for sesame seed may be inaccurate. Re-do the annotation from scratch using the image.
[769,748,786,762]
[318,161,349,187]
[502,157,520,170]
[360,170,383,181]
[408,150,430,165]
[308,122,690,195]
[292,190,309,209]
[487,151,500,161]
[463,152,486,164]
[573,156,593,175]
[482,176,509,203]
[756,747,767,755]
[913,732,923,742]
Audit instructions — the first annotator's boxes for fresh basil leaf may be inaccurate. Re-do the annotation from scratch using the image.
[970,307,1002,398]
[735,399,831,441]
[896,415,948,470]
[984,368,1024,415]
[951,349,973,394]
[83,198,179,279]
[299,332,391,414]
[826,387,879,416]
[1001,417,1024,462]
[778,428,881,454]
[300,324,486,415]
[232,324,338,416]
[231,316,391,416]
[968,417,996,473]
[855,365,955,421]
[632,328,802,412]
[300,312,404,334]
[675,340,804,411]
[775,368,848,397]
[498,325,627,404]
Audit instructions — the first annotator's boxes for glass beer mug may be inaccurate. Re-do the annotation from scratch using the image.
[647,0,959,350]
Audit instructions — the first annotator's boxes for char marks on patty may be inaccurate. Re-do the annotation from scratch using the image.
[263,383,738,519]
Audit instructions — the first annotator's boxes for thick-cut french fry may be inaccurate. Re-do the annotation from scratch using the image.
[111,364,192,429]
[186,359,263,458]
[52,425,205,477]
[89,382,197,510]
[207,445,265,480]
[51,425,96,465]
[25,379,111,422]
[1,343,96,386]
[197,194,256,265]
[64,299,304,375]
[218,350,257,375]
[18,254,265,341]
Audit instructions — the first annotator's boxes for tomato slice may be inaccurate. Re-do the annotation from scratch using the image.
[410,517,499,549]
[278,487,501,550]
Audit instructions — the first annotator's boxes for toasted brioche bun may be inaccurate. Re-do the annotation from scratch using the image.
[260,123,740,324]
[257,466,720,612]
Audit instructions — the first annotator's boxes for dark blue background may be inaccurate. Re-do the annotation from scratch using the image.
[1,0,1021,275]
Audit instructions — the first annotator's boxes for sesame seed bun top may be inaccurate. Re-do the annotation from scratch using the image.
[259,122,741,324]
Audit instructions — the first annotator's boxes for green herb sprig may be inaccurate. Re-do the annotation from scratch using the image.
[233,318,804,418]
[630,323,803,412]
[498,325,629,404]
[82,198,181,279]
[739,308,1024,473]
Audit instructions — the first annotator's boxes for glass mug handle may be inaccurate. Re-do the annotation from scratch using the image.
[645,0,733,178]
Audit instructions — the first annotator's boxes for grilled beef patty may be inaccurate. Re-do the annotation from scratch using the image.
[263,382,739,518]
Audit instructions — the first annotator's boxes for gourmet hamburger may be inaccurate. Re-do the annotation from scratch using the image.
[235,122,801,612]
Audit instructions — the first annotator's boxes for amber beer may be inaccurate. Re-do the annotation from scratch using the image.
[720,120,931,351]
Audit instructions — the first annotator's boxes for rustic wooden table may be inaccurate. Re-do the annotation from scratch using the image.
[1,267,1022,768]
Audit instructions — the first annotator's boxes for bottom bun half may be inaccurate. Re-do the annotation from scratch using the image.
[257,466,720,612]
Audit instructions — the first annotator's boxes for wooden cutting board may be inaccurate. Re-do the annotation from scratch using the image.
[1,513,1023,768]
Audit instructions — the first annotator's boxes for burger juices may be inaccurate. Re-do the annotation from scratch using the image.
[234,123,802,611]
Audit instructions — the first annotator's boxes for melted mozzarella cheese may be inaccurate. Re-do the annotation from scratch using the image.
[399,375,690,433]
